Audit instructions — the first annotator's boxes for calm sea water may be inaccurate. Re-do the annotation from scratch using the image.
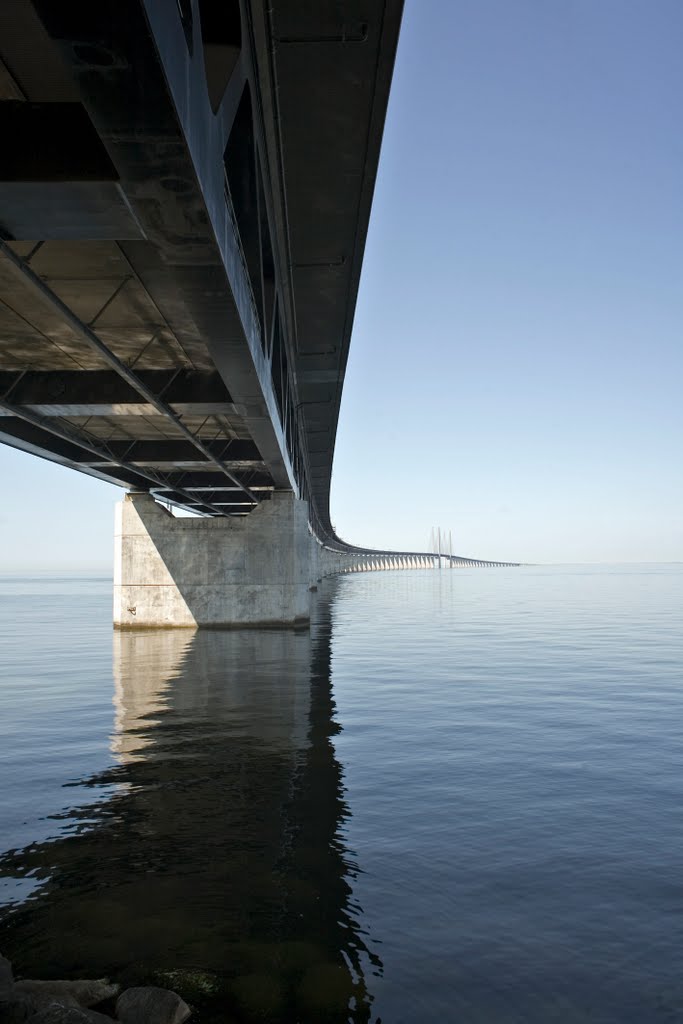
[1,565,682,1022]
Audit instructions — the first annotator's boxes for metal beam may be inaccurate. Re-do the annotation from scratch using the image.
[0,241,259,504]
[0,369,234,416]
[78,439,263,465]
[0,399,227,515]
[150,489,259,508]
[157,470,274,489]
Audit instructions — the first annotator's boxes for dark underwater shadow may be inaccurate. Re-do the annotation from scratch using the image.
[0,579,382,1023]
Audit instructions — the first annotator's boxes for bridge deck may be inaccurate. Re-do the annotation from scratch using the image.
[0,0,403,535]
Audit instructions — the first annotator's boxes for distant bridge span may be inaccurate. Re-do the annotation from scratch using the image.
[0,1,517,625]
[324,553,520,574]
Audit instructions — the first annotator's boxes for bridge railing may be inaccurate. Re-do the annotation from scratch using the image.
[223,170,263,341]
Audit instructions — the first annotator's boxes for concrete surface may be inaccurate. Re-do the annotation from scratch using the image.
[114,492,314,628]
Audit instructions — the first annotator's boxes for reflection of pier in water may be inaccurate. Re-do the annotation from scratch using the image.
[0,583,381,1022]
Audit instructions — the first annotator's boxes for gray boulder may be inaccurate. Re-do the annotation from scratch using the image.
[0,956,13,997]
[0,994,35,1023]
[14,982,118,1010]
[0,963,48,1024]
[116,987,191,1024]
[23,1006,114,1024]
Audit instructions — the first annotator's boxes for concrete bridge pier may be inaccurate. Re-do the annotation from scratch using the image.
[114,492,313,629]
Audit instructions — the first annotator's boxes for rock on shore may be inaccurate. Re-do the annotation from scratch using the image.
[115,988,190,1024]
[0,957,190,1024]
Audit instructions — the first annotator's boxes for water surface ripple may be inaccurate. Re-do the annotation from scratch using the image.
[1,565,682,1022]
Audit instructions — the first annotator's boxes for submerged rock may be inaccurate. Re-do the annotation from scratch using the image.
[297,962,355,1015]
[230,974,284,1021]
[226,938,326,976]
[115,986,191,1024]
[148,969,223,1003]
[14,981,119,1010]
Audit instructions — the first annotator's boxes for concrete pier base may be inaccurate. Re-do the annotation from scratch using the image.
[114,492,313,628]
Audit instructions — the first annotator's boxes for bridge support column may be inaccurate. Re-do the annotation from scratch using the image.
[114,492,313,629]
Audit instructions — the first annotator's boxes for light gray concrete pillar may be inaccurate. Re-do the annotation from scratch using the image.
[114,492,314,628]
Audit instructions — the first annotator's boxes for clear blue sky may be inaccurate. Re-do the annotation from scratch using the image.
[1,0,682,569]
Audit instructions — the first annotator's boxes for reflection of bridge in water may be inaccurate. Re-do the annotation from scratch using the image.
[0,582,383,1023]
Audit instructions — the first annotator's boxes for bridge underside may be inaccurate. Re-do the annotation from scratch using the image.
[0,1,519,625]
[0,0,403,532]
[0,238,275,515]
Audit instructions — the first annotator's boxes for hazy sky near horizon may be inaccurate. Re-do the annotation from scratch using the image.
[1,0,682,569]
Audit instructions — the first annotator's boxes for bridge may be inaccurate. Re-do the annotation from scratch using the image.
[0,0,517,627]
